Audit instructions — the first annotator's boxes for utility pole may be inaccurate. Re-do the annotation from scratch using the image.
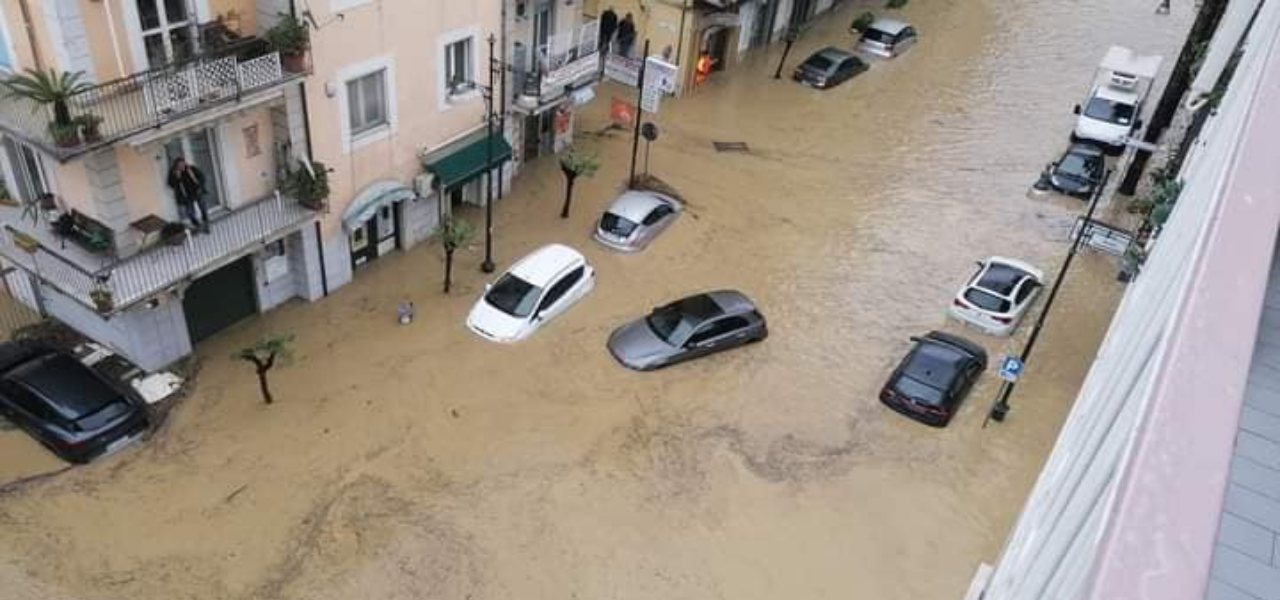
[986,169,1113,425]
[481,33,497,273]
[774,26,799,80]
[628,38,650,187]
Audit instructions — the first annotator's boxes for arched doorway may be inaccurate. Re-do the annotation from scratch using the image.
[700,25,732,73]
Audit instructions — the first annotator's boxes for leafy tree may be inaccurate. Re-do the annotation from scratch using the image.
[559,148,600,219]
[440,217,474,293]
[235,334,294,404]
[3,68,91,127]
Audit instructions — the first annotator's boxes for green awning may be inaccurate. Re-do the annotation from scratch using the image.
[424,133,513,190]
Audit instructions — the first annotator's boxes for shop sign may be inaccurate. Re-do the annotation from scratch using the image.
[604,54,642,87]
[541,53,599,96]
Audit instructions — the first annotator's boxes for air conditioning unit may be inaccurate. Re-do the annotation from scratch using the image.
[413,173,435,199]
[1108,71,1139,90]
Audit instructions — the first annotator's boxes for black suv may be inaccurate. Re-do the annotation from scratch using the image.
[879,331,988,427]
[0,342,148,463]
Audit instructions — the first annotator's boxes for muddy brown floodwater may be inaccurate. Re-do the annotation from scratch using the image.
[0,2,1191,599]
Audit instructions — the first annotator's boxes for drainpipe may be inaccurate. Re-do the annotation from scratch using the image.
[291,0,327,297]
[102,0,128,77]
[16,0,44,70]
[675,0,689,65]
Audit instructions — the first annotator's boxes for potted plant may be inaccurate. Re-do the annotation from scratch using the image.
[76,114,103,143]
[283,160,330,210]
[89,287,114,314]
[3,68,91,143]
[264,13,309,73]
[161,222,188,246]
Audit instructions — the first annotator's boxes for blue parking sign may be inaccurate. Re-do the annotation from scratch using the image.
[999,356,1024,382]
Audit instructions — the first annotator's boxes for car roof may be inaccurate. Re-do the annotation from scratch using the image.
[813,47,854,62]
[976,262,1030,297]
[607,190,673,223]
[7,353,121,420]
[868,18,910,35]
[706,289,757,315]
[1094,85,1140,103]
[508,244,585,286]
[1066,143,1105,158]
[903,339,968,390]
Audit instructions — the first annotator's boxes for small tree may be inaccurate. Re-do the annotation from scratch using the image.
[3,68,91,128]
[440,217,474,293]
[559,148,600,219]
[235,334,294,405]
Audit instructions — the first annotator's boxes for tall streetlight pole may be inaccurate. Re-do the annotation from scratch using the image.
[985,169,1113,425]
[481,33,497,273]
[773,25,799,80]
[627,39,650,187]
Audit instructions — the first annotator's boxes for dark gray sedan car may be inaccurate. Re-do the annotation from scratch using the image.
[607,290,767,371]
[793,47,868,89]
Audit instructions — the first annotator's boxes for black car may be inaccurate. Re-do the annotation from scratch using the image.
[792,47,868,89]
[1047,143,1105,199]
[879,331,988,427]
[607,290,767,371]
[0,342,148,463]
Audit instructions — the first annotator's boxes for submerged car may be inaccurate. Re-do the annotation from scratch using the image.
[793,47,868,89]
[0,342,148,463]
[1047,143,1106,199]
[594,190,682,252]
[949,257,1044,337]
[1072,84,1142,153]
[880,331,988,427]
[607,290,767,371]
[467,244,595,343]
[856,18,918,58]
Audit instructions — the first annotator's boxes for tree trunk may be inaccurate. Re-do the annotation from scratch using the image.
[53,100,72,128]
[444,248,454,293]
[256,367,273,404]
[560,174,577,219]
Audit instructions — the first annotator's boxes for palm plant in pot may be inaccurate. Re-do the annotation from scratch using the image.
[3,68,91,147]
[283,160,330,210]
[265,13,310,73]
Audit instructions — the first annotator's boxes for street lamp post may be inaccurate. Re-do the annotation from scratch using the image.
[985,168,1113,425]
[481,33,497,273]
[774,26,799,80]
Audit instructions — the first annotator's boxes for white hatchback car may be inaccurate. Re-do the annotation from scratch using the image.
[467,244,596,343]
[949,257,1044,337]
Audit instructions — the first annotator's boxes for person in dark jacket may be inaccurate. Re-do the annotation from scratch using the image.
[167,158,209,233]
[616,13,636,58]
[599,7,618,54]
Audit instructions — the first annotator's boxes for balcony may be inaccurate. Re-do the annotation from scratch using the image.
[0,32,307,162]
[513,19,601,114]
[0,193,317,314]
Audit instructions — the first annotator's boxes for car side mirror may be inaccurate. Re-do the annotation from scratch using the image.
[1072,104,1081,115]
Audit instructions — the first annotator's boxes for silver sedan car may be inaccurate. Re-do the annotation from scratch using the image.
[593,190,682,252]
[607,290,767,371]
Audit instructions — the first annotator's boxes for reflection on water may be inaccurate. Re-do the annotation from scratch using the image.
[0,2,1191,599]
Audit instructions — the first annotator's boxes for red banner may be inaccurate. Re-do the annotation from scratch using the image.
[610,96,635,128]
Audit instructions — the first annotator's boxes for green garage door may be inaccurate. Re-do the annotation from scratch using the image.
[183,257,257,344]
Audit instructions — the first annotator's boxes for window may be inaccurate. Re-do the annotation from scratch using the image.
[686,317,749,347]
[1014,280,1039,305]
[446,38,474,94]
[346,70,388,136]
[0,7,13,72]
[642,205,673,226]
[136,0,195,68]
[538,267,584,313]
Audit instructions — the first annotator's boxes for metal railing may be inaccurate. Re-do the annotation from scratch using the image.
[0,33,306,161]
[516,20,602,106]
[0,192,317,314]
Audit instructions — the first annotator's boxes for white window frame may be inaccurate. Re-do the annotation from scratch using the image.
[330,0,373,12]
[445,37,475,96]
[0,3,18,73]
[438,26,481,110]
[346,70,388,136]
[337,55,397,153]
[120,0,211,73]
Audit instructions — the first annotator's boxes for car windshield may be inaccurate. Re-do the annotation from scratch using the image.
[894,374,945,406]
[1056,154,1096,182]
[1083,97,1135,125]
[862,28,895,43]
[484,273,542,318]
[599,212,638,237]
[977,264,1027,296]
[645,295,722,344]
[804,55,834,70]
[964,288,1012,313]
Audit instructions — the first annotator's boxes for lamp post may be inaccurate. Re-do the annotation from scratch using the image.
[774,25,799,80]
[985,168,1113,425]
[481,33,497,273]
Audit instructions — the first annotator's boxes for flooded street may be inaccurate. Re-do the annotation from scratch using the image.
[0,1,1190,599]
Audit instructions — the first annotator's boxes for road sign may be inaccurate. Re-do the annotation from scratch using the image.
[999,356,1024,382]
[645,56,678,93]
[604,55,641,87]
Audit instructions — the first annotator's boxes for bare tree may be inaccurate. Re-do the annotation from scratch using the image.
[441,217,475,293]
[235,334,294,404]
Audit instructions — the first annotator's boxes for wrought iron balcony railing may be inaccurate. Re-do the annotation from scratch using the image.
[0,34,307,162]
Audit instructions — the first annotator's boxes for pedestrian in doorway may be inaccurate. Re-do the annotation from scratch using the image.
[167,158,209,233]
[599,6,618,55]
[695,50,716,89]
[617,13,636,58]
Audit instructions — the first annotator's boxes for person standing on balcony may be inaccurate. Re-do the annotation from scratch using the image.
[600,6,619,56]
[168,158,209,234]
[616,13,636,58]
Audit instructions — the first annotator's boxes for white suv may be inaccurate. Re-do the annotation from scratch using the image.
[467,244,596,343]
[949,257,1044,337]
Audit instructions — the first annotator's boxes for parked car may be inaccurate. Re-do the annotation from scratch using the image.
[594,190,682,253]
[949,257,1045,336]
[0,342,148,463]
[467,244,596,343]
[879,331,987,427]
[607,290,767,371]
[793,47,868,89]
[856,18,918,58]
[1047,143,1106,199]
